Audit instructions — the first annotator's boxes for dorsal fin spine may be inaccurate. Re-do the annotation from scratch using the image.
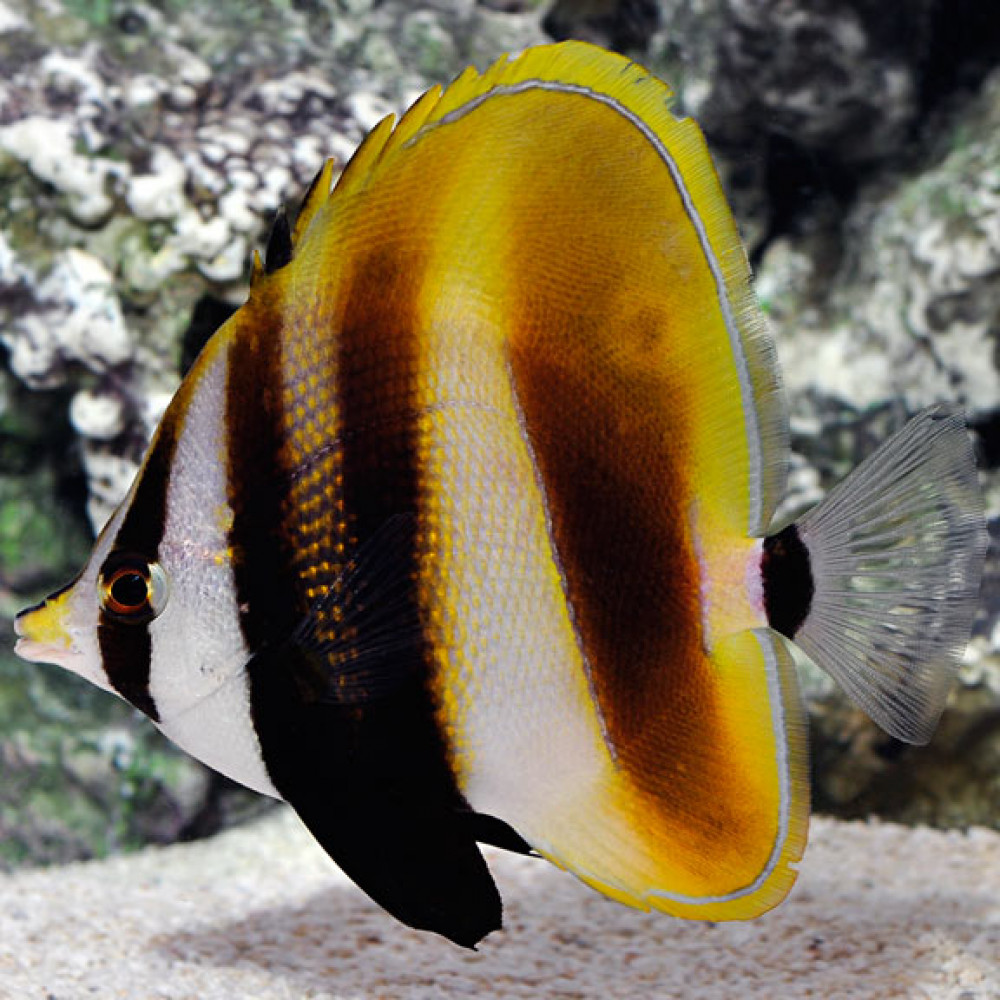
[333,114,397,198]
[248,248,264,289]
[292,158,337,245]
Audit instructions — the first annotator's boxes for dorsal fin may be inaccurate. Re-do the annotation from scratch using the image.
[292,157,337,245]
[318,41,787,534]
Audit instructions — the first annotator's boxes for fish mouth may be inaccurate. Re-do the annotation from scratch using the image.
[13,635,67,665]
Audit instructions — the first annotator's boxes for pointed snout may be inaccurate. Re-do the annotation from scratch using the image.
[13,589,77,667]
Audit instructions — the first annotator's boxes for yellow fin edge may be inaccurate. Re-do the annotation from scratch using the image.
[528,630,809,922]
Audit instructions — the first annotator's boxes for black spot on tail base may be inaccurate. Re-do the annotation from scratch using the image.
[762,523,814,639]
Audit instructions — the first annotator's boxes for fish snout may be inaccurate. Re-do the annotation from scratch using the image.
[13,591,78,667]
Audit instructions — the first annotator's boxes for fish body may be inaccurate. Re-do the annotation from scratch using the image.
[14,42,987,946]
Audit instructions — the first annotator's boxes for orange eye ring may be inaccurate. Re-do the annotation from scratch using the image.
[99,556,169,624]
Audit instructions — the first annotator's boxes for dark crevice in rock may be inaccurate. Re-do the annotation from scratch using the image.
[970,411,1000,471]
[918,0,1000,115]
[0,361,91,594]
[543,0,660,52]
[697,2,1000,256]
[177,772,276,843]
[752,133,860,267]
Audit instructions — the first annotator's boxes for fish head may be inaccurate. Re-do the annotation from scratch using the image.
[13,329,256,731]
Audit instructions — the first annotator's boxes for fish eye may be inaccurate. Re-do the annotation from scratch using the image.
[99,555,169,624]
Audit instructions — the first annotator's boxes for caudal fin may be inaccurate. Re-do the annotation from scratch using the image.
[765,406,987,744]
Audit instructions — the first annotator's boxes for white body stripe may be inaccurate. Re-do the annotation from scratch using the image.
[417,311,613,832]
[150,351,279,799]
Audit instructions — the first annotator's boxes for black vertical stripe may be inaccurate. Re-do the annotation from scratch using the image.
[506,288,730,836]
[97,420,180,721]
[223,299,299,653]
[228,253,504,946]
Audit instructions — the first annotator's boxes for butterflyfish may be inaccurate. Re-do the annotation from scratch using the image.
[13,41,988,947]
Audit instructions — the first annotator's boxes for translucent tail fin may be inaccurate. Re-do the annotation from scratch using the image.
[776,406,987,744]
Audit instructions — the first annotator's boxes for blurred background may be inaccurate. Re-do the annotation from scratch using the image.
[0,0,998,868]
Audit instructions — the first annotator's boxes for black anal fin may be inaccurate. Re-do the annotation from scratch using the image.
[249,645,503,948]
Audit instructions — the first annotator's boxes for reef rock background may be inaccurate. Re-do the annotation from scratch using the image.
[0,0,998,864]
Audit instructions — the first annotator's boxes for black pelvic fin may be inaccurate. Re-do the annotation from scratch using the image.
[761,522,814,639]
[264,209,294,274]
[294,779,504,949]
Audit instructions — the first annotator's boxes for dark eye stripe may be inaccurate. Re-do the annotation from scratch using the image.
[97,421,179,722]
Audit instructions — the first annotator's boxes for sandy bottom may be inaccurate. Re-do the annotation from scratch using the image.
[0,809,997,999]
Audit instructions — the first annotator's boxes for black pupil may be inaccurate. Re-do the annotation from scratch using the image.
[111,571,148,609]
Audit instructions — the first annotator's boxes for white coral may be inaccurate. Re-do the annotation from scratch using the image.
[2,248,132,388]
[0,116,129,225]
[127,147,188,222]
[69,389,126,441]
